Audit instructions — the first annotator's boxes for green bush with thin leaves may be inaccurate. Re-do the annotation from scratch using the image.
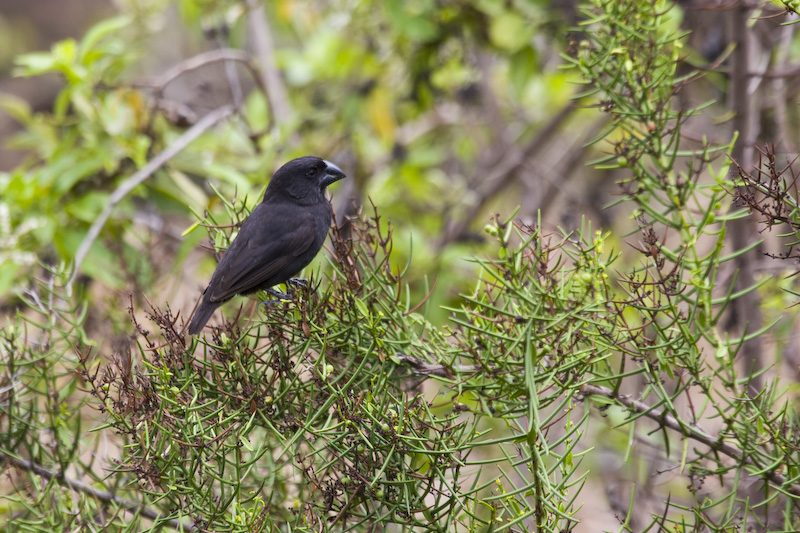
[3,0,800,532]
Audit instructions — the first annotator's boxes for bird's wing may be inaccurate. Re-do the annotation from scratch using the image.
[205,209,318,303]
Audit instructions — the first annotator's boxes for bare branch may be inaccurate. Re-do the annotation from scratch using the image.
[143,49,254,91]
[579,383,800,497]
[2,452,194,529]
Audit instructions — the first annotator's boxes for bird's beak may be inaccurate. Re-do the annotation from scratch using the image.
[321,160,346,187]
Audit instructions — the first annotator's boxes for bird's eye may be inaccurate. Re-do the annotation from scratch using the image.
[305,168,317,177]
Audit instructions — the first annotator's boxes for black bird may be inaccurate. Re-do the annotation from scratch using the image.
[187,156,346,335]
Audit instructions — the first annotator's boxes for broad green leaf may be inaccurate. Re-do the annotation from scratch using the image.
[384,0,440,43]
[13,52,57,77]
[65,191,111,223]
[509,46,537,97]
[78,16,132,64]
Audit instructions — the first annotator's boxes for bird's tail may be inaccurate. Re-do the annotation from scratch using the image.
[187,299,219,335]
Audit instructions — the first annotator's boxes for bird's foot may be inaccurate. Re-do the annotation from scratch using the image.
[267,287,293,300]
[287,278,312,291]
[258,282,312,313]
[257,299,281,312]
[258,288,293,311]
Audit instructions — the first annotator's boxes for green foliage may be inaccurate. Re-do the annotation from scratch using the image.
[0,14,257,296]
[0,0,571,315]
[0,209,602,532]
[89,213,483,530]
[563,0,800,529]
[5,200,798,530]
[0,16,150,292]
[3,0,800,532]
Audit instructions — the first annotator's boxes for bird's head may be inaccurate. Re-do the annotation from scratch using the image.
[265,156,346,204]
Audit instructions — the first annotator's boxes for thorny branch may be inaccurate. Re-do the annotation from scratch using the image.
[578,384,800,498]
[394,353,800,499]
[730,143,800,260]
[1,452,193,529]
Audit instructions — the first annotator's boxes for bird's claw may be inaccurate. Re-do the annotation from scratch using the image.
[258,287,295,312]
[259,281,315,313]
[257,299,281,311]
[267,288,292,300]
[288,278,312,291]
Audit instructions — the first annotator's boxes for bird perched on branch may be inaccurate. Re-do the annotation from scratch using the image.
[187,156,346,335]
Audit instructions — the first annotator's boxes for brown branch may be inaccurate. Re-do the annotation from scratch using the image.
[578,383,800,497]
[138,49,269,129]
[2,452,194,529]
[144,49,255,91]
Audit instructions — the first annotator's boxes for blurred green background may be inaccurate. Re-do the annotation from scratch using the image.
[0,0,610,328]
